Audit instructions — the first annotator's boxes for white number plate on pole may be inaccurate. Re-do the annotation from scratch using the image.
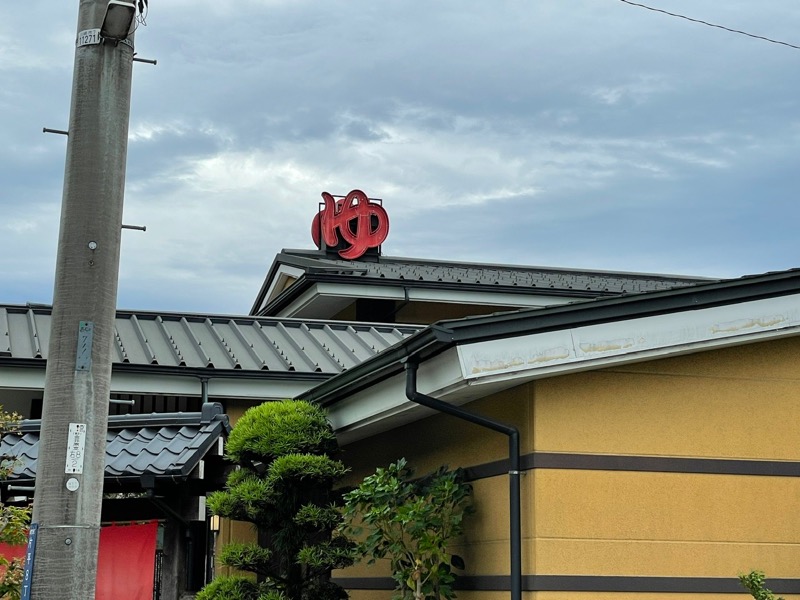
[65,423,87,474]
[77,29,102,47]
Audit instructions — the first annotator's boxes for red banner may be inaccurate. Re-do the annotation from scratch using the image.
[1,521,158,600]
[97,522,158,600]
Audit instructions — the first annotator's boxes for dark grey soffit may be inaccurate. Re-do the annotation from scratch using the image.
[0,305,420,374]
[0,403,230,485]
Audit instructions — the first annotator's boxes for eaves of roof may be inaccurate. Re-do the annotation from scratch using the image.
[303,268,800,408]
[2,403,231,487]
[254,249,713,317]
[0,304,420,375]
[0,356,333,383]
[257,270,621,317]
[250,251,350,314]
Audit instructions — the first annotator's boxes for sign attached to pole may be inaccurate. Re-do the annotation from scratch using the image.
[76,28,134,49]
[20,522,39,600]
[65,423,87,474]
[75,321,94,371]
[77,29,102,47]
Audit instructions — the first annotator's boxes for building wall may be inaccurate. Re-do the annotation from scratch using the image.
[336,335,800,598]
[213,399,258,579]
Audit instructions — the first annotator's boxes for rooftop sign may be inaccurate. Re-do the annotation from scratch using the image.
[311,190,389,260]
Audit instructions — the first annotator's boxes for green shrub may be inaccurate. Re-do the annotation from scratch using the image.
[225,400,337,463]
[739,571,784,600]
[342,458,473,600]
[199,400,353,600]
[195,576,261,600]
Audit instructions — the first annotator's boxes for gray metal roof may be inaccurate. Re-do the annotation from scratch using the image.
[0,403,229,485]
[252,249,713,315]
[0,305,420,373]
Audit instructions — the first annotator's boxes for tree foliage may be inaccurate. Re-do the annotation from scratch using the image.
[198,400,353,600]
[0,407,30,600]
[739,571,784,600]
[341,458,473,600]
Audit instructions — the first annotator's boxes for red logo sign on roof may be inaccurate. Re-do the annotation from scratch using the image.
[311,190,389,260]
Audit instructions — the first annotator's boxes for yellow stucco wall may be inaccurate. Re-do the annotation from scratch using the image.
[343,384,533,482]
[214,399,258,578]
[338,335,800,597]
[534,336,800,459]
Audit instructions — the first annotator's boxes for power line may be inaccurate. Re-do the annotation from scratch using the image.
[618,0,800,51]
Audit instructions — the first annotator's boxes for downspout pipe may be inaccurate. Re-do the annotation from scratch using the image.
[405,360,522,600]
[200,377,209,404]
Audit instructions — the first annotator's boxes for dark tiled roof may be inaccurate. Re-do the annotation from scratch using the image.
[252,249,714,314]
[0,403,229,485]
[0,305,420,372]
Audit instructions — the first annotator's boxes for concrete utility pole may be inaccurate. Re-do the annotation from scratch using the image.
[30,1,135,597]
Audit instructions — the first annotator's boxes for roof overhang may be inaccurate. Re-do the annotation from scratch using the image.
[251,249,709,318]
[268,280,578,319]
[0,403,231,497]
[304,270,800,444]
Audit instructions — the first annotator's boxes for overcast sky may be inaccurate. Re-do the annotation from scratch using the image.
[2,1,799,314]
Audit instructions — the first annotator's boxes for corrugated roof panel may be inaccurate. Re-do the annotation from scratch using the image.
[248,321,296,371]
[225,320,270,370]
[271,251,712,297]
[114,316,152,366]
[0,308,11,356]
[0,305,421,372]
[272,322,324,372]
[6,310,37,359]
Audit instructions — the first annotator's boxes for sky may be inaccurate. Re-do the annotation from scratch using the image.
[2,1,799,314]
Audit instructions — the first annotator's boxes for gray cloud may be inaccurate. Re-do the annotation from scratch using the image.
[2,1,799,313]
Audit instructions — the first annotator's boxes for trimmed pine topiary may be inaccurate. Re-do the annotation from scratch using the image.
[199,400,353,600]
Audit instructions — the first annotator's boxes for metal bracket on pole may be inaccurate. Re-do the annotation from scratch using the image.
[121,224,146,231]
[132,57,157,65]
[43,128,69,136]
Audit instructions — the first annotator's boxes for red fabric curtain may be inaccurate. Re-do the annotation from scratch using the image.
[2,522,158,600]
[0,542,25,562]
[97,522,158,600]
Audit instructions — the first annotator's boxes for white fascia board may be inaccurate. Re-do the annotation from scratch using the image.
[315,283,576,307]
[0,367,46,391]
[406,288,574,308]
[108,372,316,400]
[262,265,305,310]
[0,367,318,401]
[109,372,201,396]
[458,325,800,395]
[207,377,315,400]
[327,348,464,444]
[458,293,800,383]
[281,282,572,318]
